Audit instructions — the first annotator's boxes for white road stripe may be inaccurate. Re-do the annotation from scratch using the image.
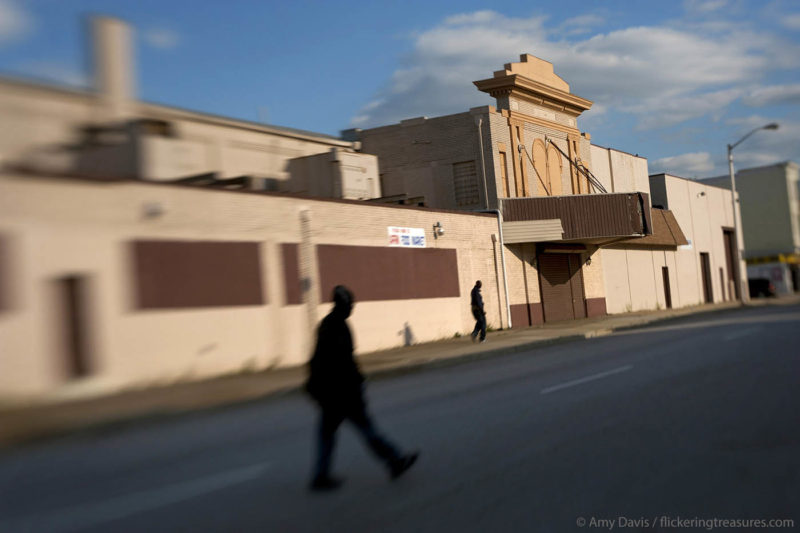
[2,461,271,533]
[540,365,633,395]
[722,326,762,341]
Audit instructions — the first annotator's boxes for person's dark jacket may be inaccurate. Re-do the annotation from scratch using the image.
[470,285,484,315]
[305,299,364,408]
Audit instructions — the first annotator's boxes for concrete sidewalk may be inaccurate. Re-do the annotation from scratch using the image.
[2,296,797,447]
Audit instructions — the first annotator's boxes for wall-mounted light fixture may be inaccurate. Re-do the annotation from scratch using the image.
[585,256,592,266]
[433,221,444,238]
[697,191,706,198]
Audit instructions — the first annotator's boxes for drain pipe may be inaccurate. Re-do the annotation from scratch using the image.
[474,116,510,328]
[481,209,512,330]
[476,117,490,210]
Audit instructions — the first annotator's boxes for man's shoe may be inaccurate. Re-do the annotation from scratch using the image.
[309,475,344,491]
[390,452,419,480]
[471,332,478,343]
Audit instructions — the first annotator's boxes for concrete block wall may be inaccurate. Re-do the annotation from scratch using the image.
[0,173,505,398]
[603,174,744,315]
[601,248,680,313]
[358,111,487,209]
[589,145,650,196]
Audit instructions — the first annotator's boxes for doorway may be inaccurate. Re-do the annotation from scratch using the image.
[700,253,713,304]
[662,266,672,309]
[57,276,91,379]
[722,229,740,300]
[538,252,586,322]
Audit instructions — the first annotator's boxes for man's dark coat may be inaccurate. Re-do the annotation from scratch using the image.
[305,299,364,409]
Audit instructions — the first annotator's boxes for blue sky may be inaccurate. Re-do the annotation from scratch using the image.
[1,0,798,178]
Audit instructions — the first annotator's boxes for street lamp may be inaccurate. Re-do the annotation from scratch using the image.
[727,122,779,302]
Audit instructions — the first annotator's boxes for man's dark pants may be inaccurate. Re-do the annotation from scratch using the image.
[314,394,400,479]
[472,307,486,341]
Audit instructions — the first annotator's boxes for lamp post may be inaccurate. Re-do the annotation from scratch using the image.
[727,122,779,302]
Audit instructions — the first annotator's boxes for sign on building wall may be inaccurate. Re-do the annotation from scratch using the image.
[388,226,426,248]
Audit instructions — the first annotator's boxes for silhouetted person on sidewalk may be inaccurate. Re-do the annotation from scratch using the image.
[305,285,418,491]
[470,280,486,343]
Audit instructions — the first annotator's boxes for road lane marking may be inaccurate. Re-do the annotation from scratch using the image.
[1,461,271,533]
[540,365,633,395]
[722,326,762,341]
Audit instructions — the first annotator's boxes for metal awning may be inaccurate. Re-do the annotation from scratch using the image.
[500,192,652,244]
[502,219,563,243]
[613,208,688,248]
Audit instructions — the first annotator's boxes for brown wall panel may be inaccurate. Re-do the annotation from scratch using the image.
[501,193,648,240]
[510,304,528,329]
[0,235,7,312]
[317,245,460,302]
[132,240,264,309]
[281,243,302,305]
[510,303,544,328]
[586,298,607,318]
[529,302,544,325]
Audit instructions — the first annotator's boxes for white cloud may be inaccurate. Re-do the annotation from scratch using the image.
[723,114,797,168]
[624,88,743,130]
[651,152,715,176]
[743,84,800,107]
[144,28,179,49]
[559,14,604,36]
[350,10,798,130]
[0,0,32,44]
[780,14,800,30]
[683,0,728,13]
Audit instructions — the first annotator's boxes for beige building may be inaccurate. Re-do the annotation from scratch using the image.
[602,173,743,313]
[0,171,505,398]
[702,161,800,294]
[0,21,749,402]
[0,17,379,199]
[356,55,698,325]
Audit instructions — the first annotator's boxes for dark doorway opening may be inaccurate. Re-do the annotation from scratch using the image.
[722,229,740,300]
[700,253,713,304]
[662,266,672,309]
[58,276,91,379]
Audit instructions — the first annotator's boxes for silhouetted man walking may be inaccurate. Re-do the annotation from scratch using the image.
[305,285,418,491]
[470,280,486,343]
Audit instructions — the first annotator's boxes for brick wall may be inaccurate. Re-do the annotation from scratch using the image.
[0,173,504,396]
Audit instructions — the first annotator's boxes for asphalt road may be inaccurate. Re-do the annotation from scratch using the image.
[1,304,798,532]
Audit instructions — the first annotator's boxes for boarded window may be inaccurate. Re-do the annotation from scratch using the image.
[0,235,8,312]
[547,144,563,196]
[132,240,264,309]
[453,161,479,206]
[532,139,548,196]
[499,151,510,197]
[317,245,460,302]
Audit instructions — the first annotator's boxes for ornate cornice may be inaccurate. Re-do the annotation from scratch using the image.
[474,74,593,118]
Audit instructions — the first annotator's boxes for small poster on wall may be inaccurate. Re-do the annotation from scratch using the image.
[388,226,426,248]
